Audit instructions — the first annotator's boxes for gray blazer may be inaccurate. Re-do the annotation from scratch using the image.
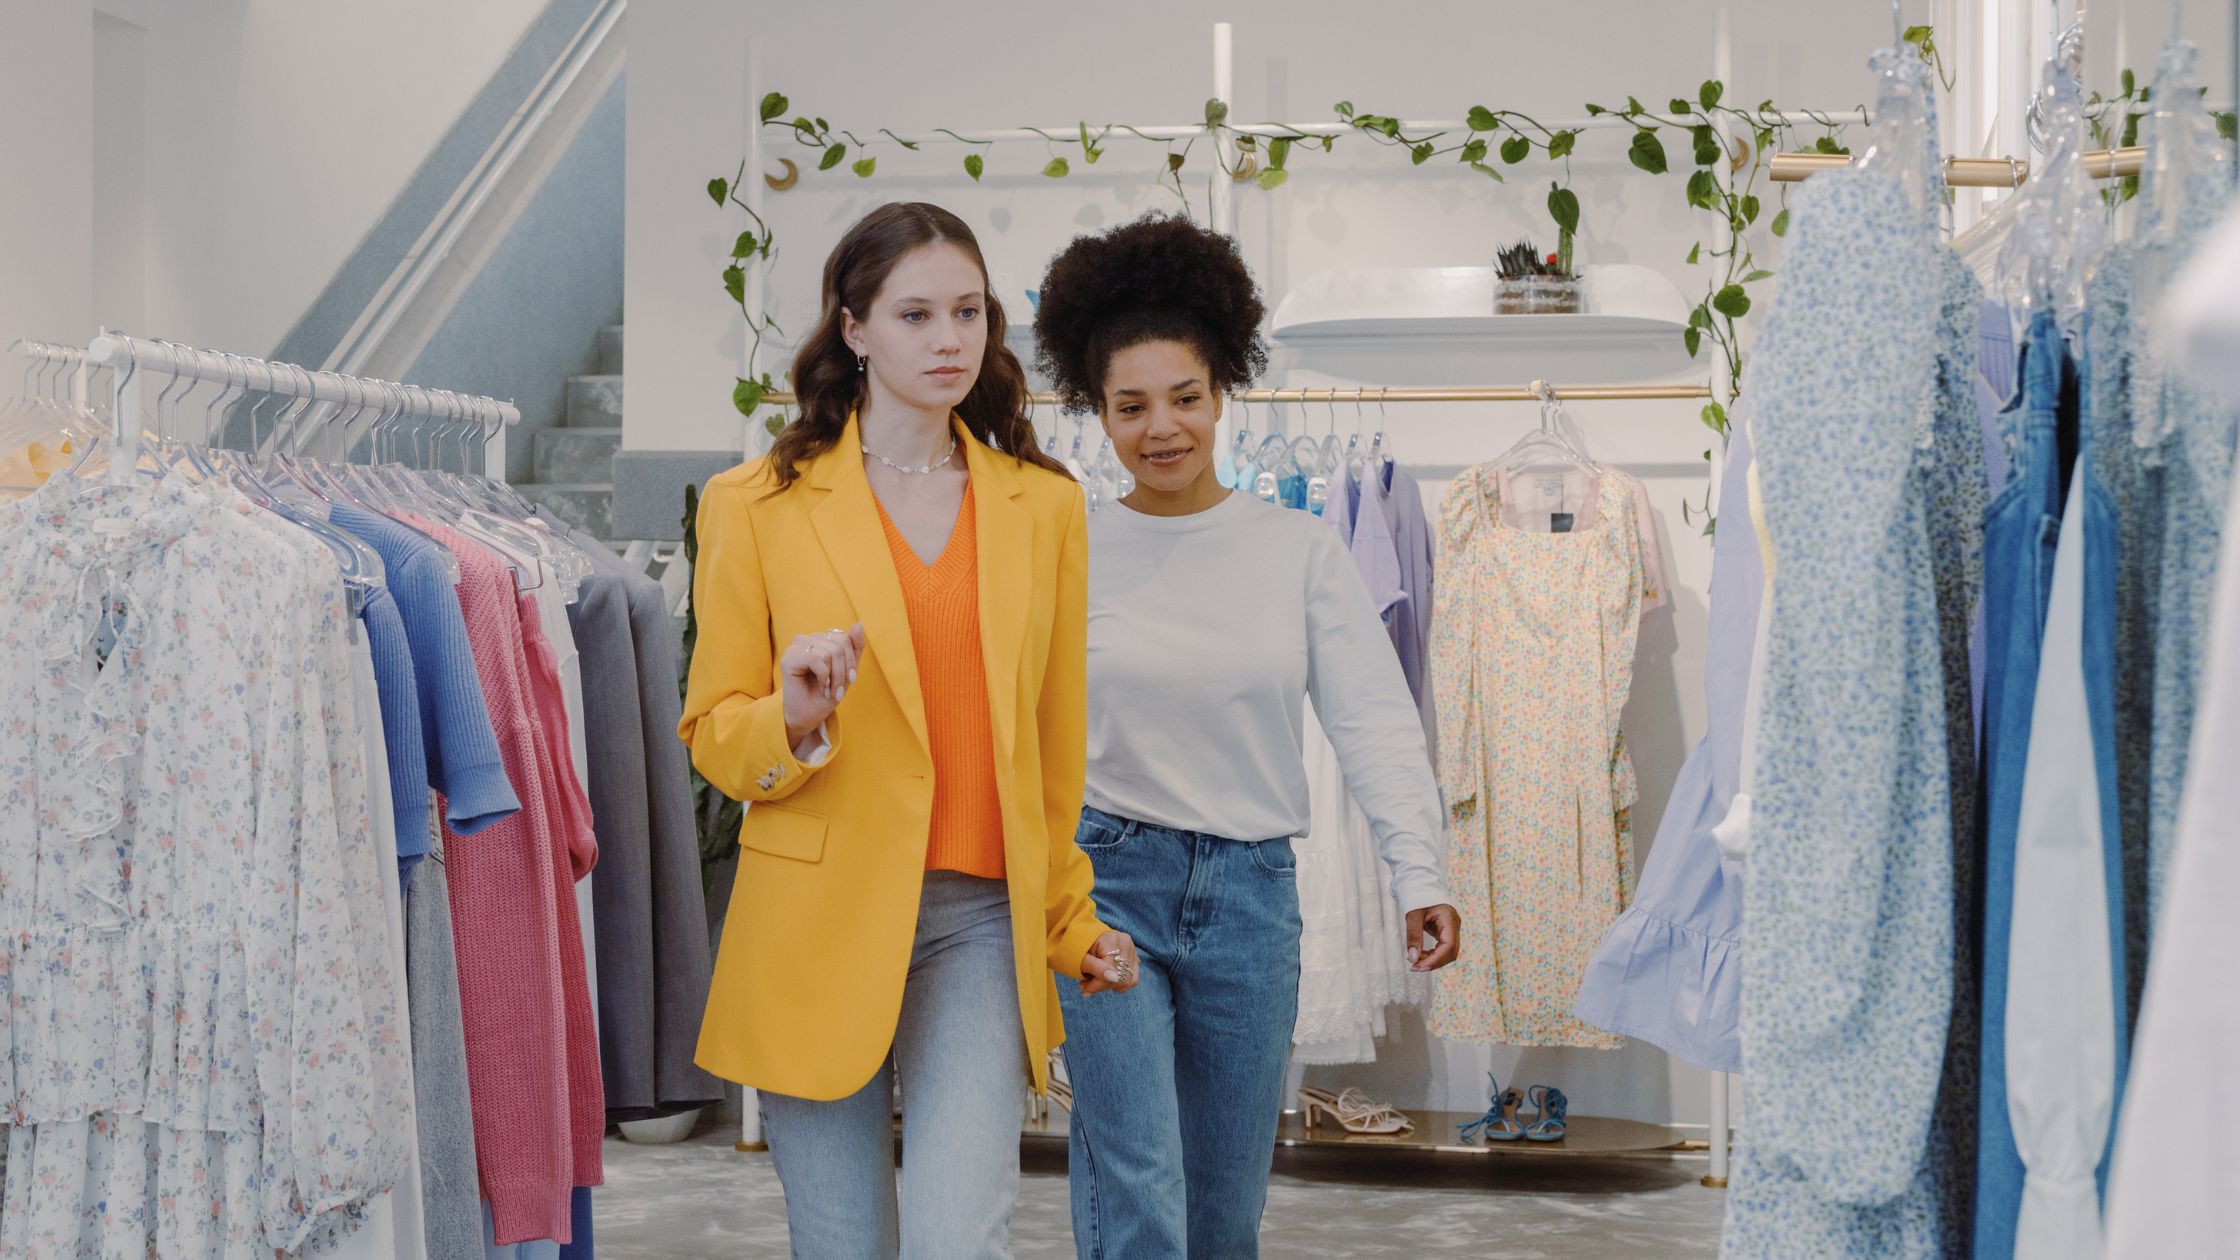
[547,515,723,1117]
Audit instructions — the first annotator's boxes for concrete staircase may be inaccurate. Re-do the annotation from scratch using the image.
[519,322,623,540]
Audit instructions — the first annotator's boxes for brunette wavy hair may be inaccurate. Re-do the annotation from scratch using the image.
[764,202,1066,491]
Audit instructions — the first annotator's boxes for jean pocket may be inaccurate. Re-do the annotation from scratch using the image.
[1075,814,1129,851]
[1247,837,1298,876]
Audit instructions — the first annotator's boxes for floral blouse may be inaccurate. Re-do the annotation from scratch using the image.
[0,476,410,1256]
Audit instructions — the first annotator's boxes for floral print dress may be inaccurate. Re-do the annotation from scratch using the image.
[1428,465,1644,1049]
[0,476,410,1257]
[1719,51,1987,1254]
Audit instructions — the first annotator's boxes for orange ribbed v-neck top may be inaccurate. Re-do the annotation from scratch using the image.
[876,481,1007,878]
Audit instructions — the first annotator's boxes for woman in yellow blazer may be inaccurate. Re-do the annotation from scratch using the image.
[681,201,1139,1258]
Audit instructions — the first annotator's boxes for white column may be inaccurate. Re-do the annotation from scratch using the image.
[1211,22,1236,237]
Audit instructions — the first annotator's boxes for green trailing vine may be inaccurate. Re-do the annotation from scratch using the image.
[710,31,2240,449]
[709,85,1863,437]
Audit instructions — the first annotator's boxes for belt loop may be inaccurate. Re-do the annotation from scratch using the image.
[1121,816,1141,838]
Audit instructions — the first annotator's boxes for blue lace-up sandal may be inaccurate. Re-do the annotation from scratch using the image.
[1457,1073,1525,1143]
[1522,1085,1569,1142]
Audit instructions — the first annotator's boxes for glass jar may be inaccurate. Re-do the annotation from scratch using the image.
[1494,275,1582,315]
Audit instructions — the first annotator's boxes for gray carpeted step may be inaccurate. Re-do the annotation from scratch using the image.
[533,426,622,485]
[567,374,624,428]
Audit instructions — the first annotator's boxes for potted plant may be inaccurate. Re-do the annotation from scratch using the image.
[1494,239,1581,314]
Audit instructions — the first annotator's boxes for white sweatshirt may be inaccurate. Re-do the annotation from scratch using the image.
[1084,491,1450,913]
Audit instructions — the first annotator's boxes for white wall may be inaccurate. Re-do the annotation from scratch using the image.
[135,0,549,356]
[0,0,95,348]
[0,0,549,355]
[625,0,1945,1133]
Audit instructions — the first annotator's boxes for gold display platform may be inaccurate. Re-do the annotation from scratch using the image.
[1020,1106,1686,1158]
[1276,1109,1686,1156]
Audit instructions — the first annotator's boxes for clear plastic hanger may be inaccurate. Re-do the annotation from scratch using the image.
[1494,381,1599,475]
[62,335,163,485]
[2130,36,2237,455]
[1250,396,1294,503]
[1036,396,1060,459]
[1342,388,1368,477]
[2136,37,2230,251]
[415,389,558,596]
[1996,19,2103,337]
[1230,392,1254,469]
[1,343,91,468]
[243,362,387,599]
[1317,392,1345,474]
[1090,435,1132,507]
[1366,387,1390,472]
[1057,411,1088,487]
[1852,14,1938,218]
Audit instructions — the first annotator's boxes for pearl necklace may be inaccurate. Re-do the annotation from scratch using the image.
[861,434,958,476]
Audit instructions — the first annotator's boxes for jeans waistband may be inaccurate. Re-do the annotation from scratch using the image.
[1081,804,1280,846]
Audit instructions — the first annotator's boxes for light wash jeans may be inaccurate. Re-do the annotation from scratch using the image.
[1056,806,1303,1259]
[761,871,1026,1260]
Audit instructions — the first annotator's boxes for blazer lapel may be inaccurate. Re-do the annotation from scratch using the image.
[961,422,1030,766]
[808,416,930,759]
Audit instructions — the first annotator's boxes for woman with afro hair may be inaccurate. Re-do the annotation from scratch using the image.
[1034,213,1460,1257]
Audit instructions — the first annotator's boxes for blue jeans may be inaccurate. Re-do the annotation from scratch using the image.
[1056,806,1303,1260]
[761,872,1026,1260]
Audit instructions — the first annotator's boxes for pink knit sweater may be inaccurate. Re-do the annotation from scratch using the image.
[415,519,604,1245]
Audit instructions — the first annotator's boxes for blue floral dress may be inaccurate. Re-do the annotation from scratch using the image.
[1721,63,1987,1255]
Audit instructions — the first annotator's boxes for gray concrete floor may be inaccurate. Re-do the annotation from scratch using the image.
[595,1124,1726,1258]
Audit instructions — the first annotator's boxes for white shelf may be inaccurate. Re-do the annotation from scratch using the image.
[1270,264,1691,344]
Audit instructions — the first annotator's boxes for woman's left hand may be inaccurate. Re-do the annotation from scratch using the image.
[1079,931,1142,996]
[1406,905,1462,972]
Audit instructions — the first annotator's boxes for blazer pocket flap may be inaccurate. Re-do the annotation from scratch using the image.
[741,805,829,863]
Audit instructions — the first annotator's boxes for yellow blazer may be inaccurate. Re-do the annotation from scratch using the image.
[680,414,1108,1101]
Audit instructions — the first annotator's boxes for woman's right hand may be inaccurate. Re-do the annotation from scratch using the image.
[782,623,867,748]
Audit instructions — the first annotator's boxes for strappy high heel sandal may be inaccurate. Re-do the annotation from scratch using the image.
[1522,1085,1569,1143]
[1297,1086,1415,1135]
[1458,1073,1524,1143]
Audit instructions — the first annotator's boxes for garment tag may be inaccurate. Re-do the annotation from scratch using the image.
[90,517,132,537]
[1550,512,1575,534]
[1533,473,1569,500]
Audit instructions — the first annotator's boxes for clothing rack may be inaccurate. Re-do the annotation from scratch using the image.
[1768,144,2147,185]
[81,332,520,486]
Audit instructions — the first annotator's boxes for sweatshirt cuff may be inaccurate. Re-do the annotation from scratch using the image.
[1391,874,1452,916]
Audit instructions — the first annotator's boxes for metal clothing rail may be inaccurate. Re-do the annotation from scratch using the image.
[83,332,520,486]
[754,382,1716,409]
[1768,144,2146,185]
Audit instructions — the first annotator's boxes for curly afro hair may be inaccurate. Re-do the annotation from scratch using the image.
[1033,213,1269,412]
